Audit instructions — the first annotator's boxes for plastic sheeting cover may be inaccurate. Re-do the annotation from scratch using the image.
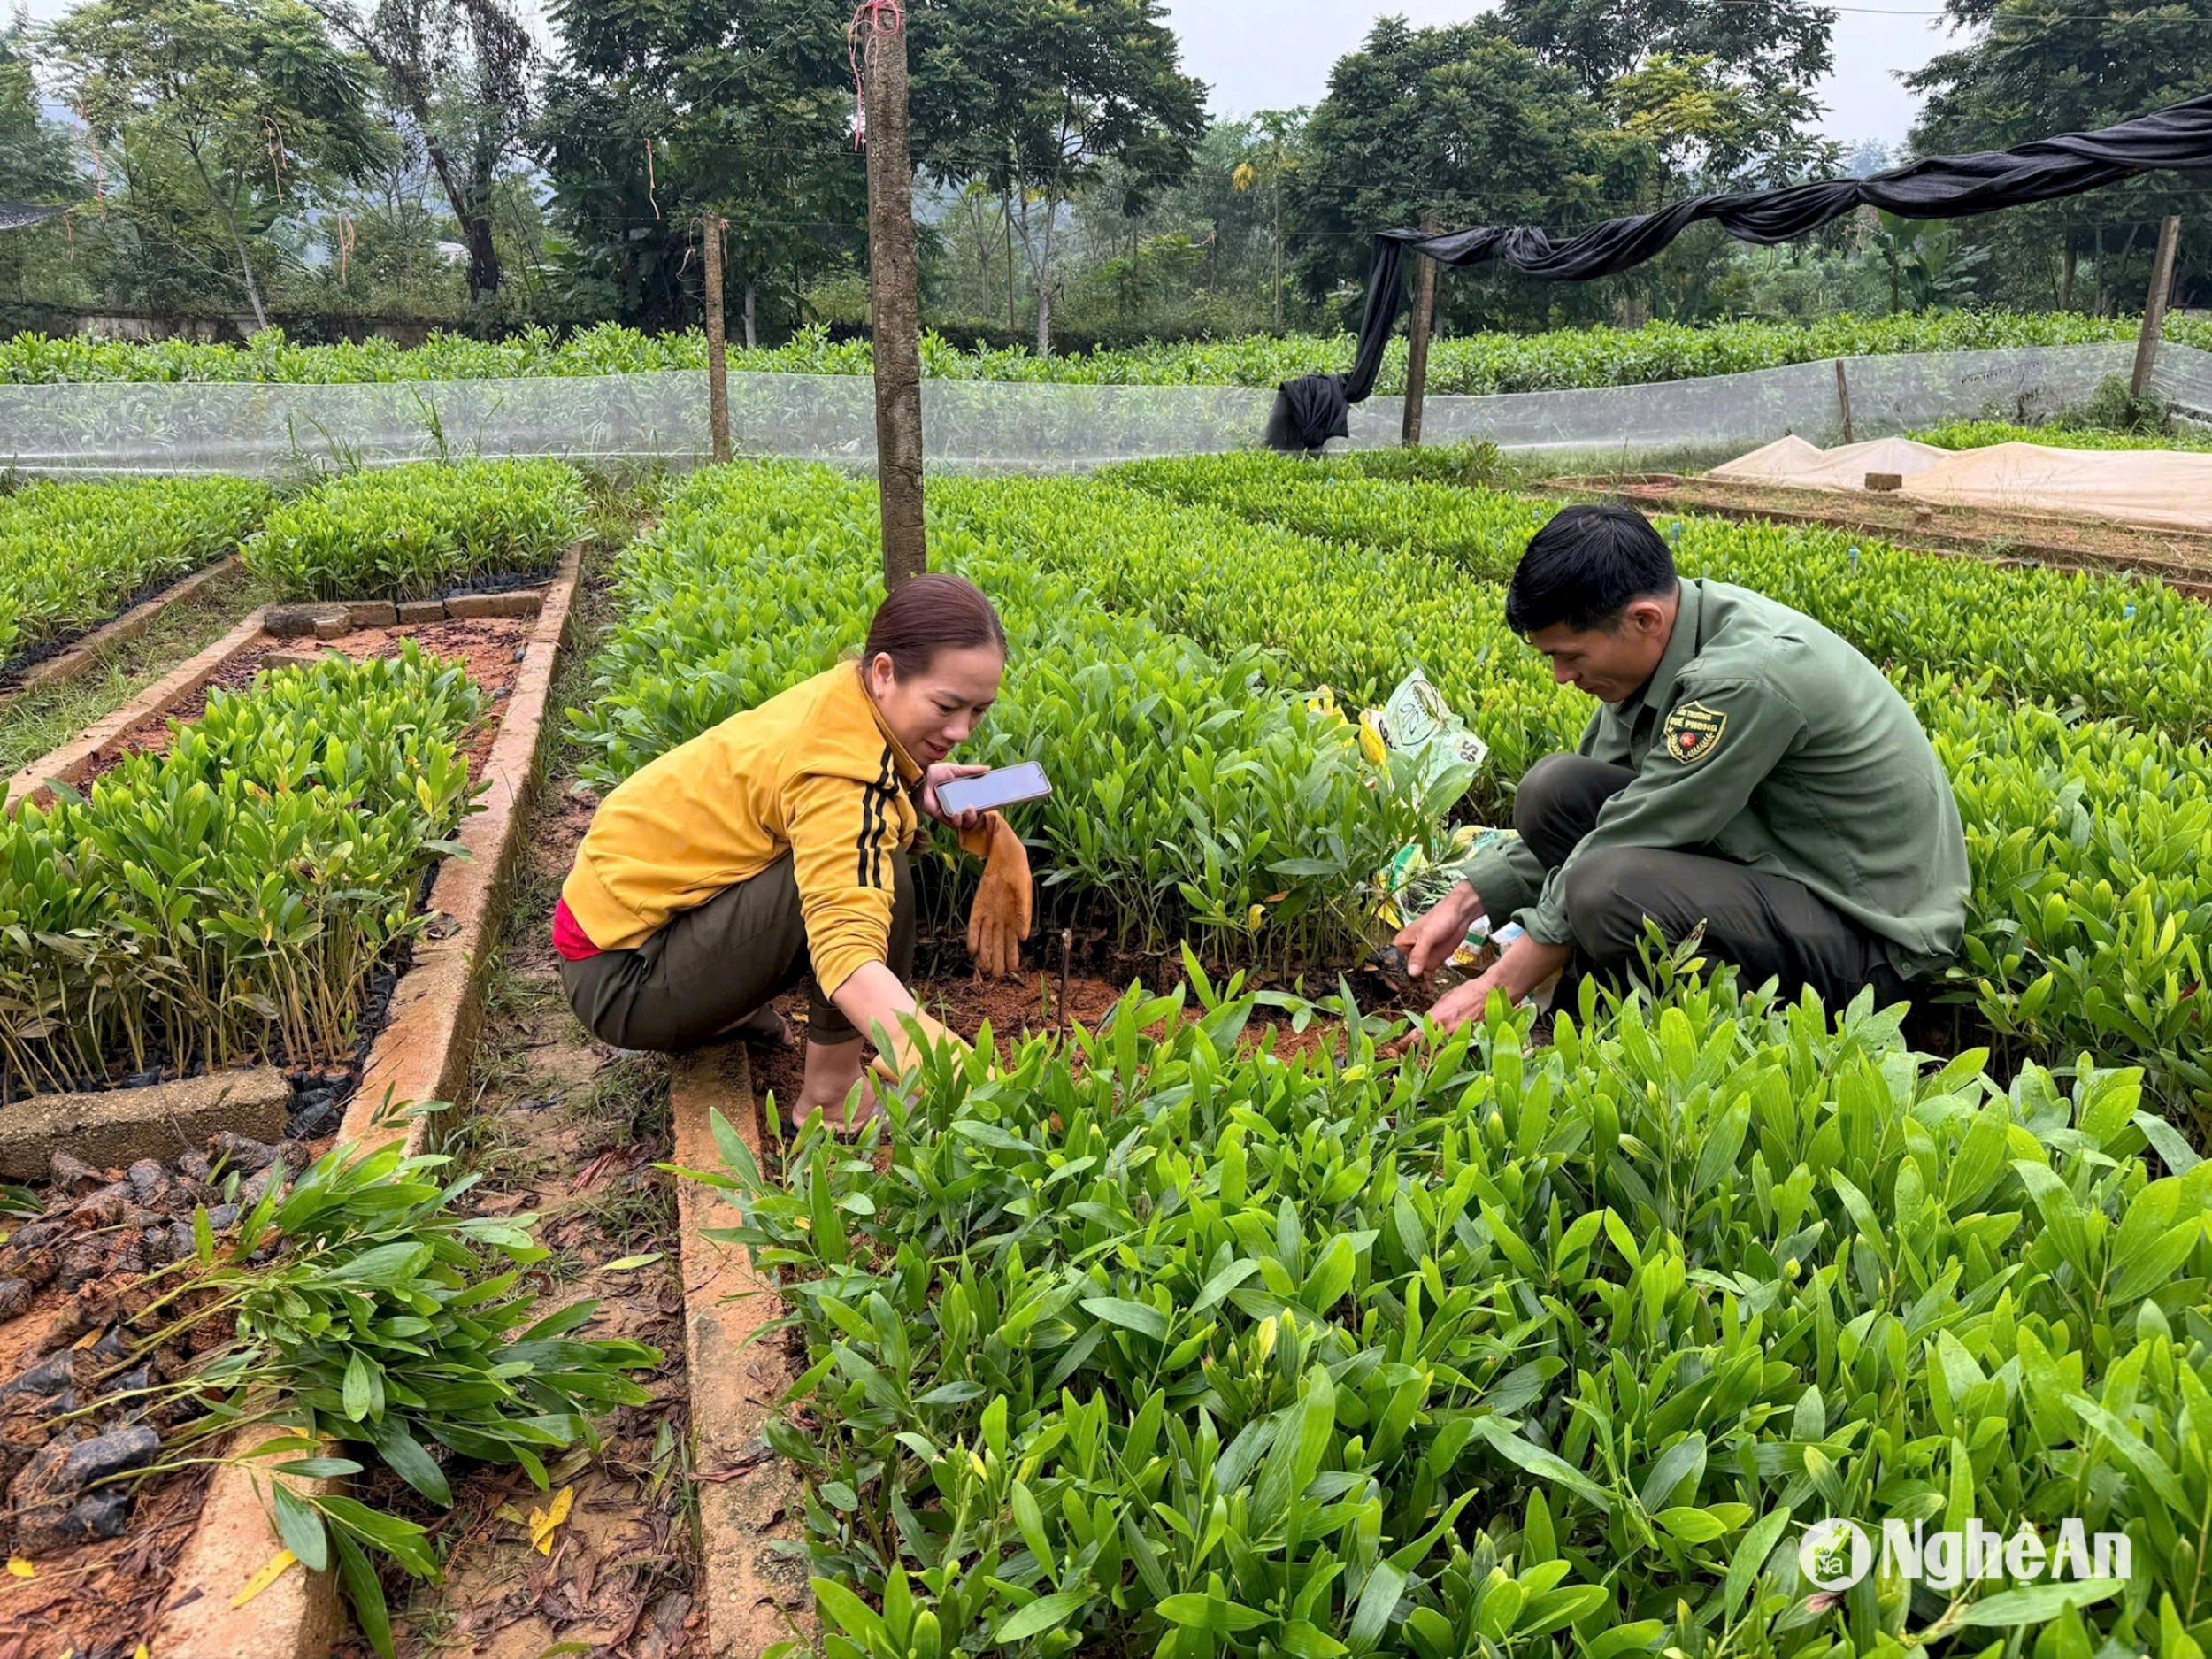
[1707,427,2212,534]
[0,339,2200,478]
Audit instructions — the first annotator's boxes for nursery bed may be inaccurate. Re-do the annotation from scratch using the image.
[0,554,242,699]
[0,549,581,1658]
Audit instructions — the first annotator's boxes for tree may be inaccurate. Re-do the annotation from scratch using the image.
[50,0,385,327]
[1230,109,1304,332]
[1,19,73,205]
[1601,49,1839,320]
[1605,52,1831,194]
[1907,0,2212,312]
[1498,0,1832,105]
[540,0,863,334]
[0,16,81,307]
[914,0,1207,355]
[298,0,535,307]
[1288,17,1651,331]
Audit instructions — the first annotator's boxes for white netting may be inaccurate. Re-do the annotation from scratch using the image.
[0,340,2186,477]
[2154,342,2212,421]
[0,372,1275,476]
[1344,342,2139,466]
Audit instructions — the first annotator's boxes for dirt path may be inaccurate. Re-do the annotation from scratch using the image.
[334,552,705,1659]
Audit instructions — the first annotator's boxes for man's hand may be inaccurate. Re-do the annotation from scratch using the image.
[966,814,1033,978]
[1422,935,1572,1033]
[1394,880,1486,979]
[920,762,989,833]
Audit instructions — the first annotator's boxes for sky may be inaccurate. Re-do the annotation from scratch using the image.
[16,0,1957,148]
[1159,1,1958,144]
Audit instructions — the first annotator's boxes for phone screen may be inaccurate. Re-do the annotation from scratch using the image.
[937,762,1051,815]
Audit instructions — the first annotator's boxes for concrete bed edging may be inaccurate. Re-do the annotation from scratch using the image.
[1,554,243,700]
[89,544,584,1659]
[4,603,271,812]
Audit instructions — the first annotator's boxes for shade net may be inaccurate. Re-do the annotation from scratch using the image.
[0,341,2195,478]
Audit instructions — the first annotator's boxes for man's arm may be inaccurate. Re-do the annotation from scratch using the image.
[1417,679,1804,1035]
[1520,676,1805,950]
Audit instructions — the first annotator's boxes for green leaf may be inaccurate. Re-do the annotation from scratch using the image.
[1467,1417,1612,1515]
[812,1578,888,1645]
[367,1418,450,1507]
[273,1484,329,1573]
[1656,1506,1729,1544]
[995,1588,1094,1642]
[1156,1594,1269,1633]
[1079,1296,1168,1341]
[1723,1509,1793,1617]
[1955,1579,2124,1626]
[342,1352,380,1423]
[334,1530,393,1659]
[1347,1562,1407,1652]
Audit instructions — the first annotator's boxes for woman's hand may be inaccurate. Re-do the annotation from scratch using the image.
[920,762,989,832]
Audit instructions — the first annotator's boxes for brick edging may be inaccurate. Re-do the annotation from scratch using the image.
[3,554,243,700]
[4,603,270,812]
[670,1045,816,1655]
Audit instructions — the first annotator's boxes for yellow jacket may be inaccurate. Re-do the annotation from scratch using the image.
[562,664,990,996]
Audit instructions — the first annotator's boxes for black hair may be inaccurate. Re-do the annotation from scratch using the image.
[1504,505,1678,635]
[864,572,1007,677]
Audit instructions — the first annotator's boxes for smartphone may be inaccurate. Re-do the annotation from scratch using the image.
[935,761,1052,815]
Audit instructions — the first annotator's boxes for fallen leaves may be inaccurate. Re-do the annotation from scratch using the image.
[528,1486,575,1556]
[230,1548,298,1609]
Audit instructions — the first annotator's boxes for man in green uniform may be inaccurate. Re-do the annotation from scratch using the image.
[1397,505,1969,1027]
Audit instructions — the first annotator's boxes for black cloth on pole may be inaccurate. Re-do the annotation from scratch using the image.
[1269,93,2212,450]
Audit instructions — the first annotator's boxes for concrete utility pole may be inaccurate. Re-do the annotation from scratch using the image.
[859,1,926,588]
[1402,221,1440,448]
[700,214,732,465]
[2131,215,2183,400]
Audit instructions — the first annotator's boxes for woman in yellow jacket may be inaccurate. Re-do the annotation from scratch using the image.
[554,573,1033,1125]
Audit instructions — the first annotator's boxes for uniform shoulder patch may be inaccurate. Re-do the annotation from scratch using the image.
[1663,699,1728,766]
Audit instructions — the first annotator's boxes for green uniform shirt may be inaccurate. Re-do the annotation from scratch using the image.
[1459,579,1969,978]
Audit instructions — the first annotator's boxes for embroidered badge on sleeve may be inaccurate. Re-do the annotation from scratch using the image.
[1663,699,1729,766]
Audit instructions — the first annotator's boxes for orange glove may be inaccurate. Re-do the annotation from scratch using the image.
[966,813,1033,979]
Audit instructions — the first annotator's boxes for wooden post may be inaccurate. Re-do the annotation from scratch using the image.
[1834,358,1855,445]
[1402,221,1438,448]
[861,3,926,588]
[701,214,732,465]
[2131,214,2183,400]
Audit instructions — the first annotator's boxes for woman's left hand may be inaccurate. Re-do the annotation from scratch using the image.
[920,762,988,831]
